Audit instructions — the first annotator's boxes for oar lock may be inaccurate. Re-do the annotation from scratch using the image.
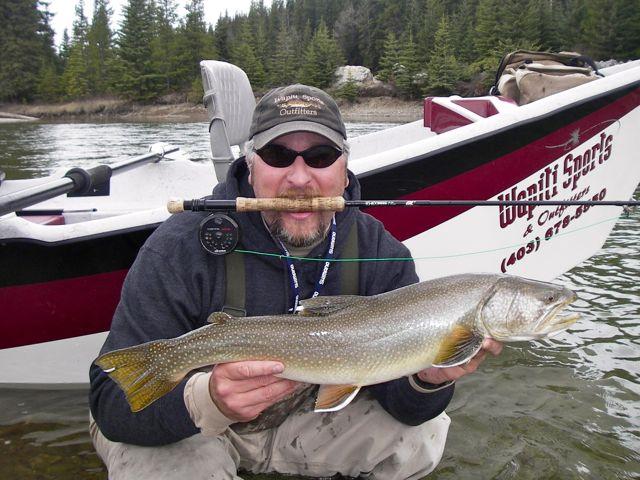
[65,165,113,197]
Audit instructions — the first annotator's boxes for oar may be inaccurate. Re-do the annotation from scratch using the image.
[0,145,179,217]
[167,196,640,213]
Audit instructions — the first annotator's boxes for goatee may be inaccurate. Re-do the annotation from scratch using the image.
[264,189,332,248]
[268,215,331,248]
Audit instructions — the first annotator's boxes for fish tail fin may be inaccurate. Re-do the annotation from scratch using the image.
[95,340,181,412]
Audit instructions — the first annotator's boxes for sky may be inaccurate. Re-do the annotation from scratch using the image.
[47,0,268,46]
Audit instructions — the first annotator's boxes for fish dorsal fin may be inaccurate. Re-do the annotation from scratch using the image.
[433,325,484,367]
[314,384,361,412]
[298,295,364,316]
[207,312,233,325]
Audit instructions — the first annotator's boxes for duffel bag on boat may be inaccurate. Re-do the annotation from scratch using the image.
[490,50,602,105]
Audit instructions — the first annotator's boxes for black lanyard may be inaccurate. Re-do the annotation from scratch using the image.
[277,216,337,313]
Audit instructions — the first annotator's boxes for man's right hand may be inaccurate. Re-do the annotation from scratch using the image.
[209,361,300,422]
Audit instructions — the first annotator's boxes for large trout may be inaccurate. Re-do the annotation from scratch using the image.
[95,273,579,413]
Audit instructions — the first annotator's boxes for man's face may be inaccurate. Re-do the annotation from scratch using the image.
[249,131,348,248]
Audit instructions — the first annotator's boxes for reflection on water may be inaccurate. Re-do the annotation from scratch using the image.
[0,121,638,479]
[0,121,213,180]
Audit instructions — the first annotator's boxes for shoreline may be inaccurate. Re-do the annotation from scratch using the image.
[0,96,423,124]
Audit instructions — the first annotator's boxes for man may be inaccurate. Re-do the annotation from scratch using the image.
[89,84,502,479]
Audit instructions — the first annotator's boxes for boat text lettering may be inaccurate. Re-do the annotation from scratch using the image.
[498,132,614,229]
[563,132,613,191]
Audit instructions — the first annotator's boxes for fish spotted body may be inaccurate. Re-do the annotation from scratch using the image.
[96,273,579,412]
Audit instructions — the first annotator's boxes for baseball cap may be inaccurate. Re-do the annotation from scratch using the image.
[249,84,347,149]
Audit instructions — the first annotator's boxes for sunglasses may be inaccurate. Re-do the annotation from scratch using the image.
[255,143,343,169]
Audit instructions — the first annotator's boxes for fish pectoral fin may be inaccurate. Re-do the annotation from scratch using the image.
[433,325,484,368]
[298,295,365,316]
[207,312,233,325]
[314,384,361,412]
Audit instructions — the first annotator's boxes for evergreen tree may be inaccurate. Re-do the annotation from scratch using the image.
[268,23,300,86]
[395,31,422,98]
[87,0,113,95]
[248,0,269,65]
[333,2,365,65]
[150,0,178,93]
[300,18,313,50]
[62,0,90,98]
[474,0,502,55]
[0,0,57,101]
[113,0,157,100]
[36,61,63,100]
[416,0,446,63]
[450,0,478,64]
[364,0,404,70]
[565,0,588,52]
[230,21,266,88]
[173,0,216,89]
[37,1,62,101]
[251,20,269,81]
[376,31,401,82]
[614,0,640,59]
[266,0,286,50]
[63,43,90,97]
[499,0,529,49]
[544,0,568,51]
[298,20,343,88]
[213,14,232,62]
[59,28,71,67]
[336,71,359,102]
[426,15,462,94]
[581,0,618,60]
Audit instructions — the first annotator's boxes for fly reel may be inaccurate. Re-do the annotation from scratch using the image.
[199,213,239,255]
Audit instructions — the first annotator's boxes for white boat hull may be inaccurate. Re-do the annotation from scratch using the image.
[1,61,639,386]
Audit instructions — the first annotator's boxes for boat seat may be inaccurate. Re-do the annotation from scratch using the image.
[424,95,517,134]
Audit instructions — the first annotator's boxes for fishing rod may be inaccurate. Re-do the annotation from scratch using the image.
[167,196,640,214]
[167,196,638,256]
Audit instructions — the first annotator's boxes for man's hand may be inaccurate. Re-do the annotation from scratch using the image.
[209,361,300,423]
[416,339,503,385]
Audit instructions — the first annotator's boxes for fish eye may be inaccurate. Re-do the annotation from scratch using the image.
[546,295,556,303]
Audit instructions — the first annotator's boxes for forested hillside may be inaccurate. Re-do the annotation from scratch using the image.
[1,0,639,103]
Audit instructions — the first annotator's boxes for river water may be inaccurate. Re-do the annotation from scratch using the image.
[0,120,638,479]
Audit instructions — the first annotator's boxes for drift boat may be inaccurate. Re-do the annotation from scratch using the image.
[1,59,639,386]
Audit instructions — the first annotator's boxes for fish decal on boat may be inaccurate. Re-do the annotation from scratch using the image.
[95,273,580,413]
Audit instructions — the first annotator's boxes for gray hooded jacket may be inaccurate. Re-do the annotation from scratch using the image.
[89,158,454,445]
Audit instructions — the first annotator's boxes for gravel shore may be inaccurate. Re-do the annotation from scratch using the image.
[0,96,423,124]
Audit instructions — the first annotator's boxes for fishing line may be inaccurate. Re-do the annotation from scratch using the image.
[234,214,629,262]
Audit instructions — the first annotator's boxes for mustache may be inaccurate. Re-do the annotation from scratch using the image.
[276,188,322,200]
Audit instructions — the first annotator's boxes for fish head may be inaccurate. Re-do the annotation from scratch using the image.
[478,276,580,341]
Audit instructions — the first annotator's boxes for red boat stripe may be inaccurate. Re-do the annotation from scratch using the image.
[364,87,640,240]
[0,270,126,349]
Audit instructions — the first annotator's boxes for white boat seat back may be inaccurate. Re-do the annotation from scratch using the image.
[200,61,256,181]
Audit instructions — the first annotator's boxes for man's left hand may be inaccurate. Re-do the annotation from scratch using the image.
[415,339,503,385]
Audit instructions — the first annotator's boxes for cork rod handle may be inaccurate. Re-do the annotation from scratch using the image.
[236,196,346,212]
[167,199,185,213]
